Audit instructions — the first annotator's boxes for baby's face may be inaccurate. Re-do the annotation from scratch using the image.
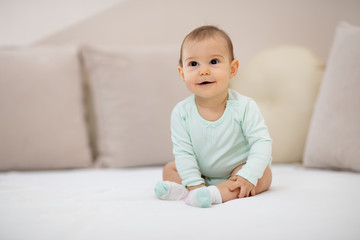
[178,35,238,102]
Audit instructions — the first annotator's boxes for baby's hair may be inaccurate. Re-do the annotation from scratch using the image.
[179,25,234,67]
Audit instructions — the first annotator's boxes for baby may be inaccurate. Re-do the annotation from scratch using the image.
[155,25,272,207]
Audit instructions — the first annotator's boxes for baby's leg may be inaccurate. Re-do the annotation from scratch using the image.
[160,161,218,207]
[154,161,189,200]
[217,164,272,203]
[162,161,182,184]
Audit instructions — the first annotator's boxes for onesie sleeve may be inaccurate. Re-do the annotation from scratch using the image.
[171,106,205,187]
[236,100,272,186]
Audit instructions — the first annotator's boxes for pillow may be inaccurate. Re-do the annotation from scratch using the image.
[81,45,189,167]
[303,22,360,171]
[230,45,324,163]
[0,47,92,171]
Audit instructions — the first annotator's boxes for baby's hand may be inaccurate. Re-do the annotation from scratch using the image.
[228,175,255,198]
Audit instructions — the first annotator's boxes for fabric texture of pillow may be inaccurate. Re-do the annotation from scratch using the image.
[0,47,92,171]
[230,45,324,163]
[81,45,189,167]
[303,22,360,171]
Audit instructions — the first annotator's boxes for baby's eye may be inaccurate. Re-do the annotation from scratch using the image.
[210,59,219,64]
[189,61,198,67]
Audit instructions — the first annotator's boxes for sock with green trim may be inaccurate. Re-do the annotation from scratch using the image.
[185,186,222,208]
[154,181,189,200]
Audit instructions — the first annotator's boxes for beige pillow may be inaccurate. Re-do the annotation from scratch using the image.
[0,47,92,171]
[81,45,189,167]
[230,45,324,163]
[303,22,360,171]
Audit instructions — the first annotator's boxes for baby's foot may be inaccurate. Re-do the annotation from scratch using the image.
[154,181,189,200]
[185,186,222,208]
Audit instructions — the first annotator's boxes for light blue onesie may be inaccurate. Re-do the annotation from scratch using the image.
[171,89,272,187]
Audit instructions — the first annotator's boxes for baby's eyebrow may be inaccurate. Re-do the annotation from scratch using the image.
[184,57,196,62]
[210,54,224,59]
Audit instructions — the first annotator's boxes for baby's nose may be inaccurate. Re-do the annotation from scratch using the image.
[199,66,210,76]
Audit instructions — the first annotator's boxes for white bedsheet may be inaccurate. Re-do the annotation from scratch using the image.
[0,164,359,240]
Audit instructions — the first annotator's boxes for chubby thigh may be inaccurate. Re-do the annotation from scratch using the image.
[216,164,272,202]
[228,163,272,193]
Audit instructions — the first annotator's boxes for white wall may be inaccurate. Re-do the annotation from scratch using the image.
[0,0,127,45]
[35,0,360,63]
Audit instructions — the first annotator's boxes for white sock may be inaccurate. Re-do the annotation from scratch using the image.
[154,181,189,201]
[185,186,222,208]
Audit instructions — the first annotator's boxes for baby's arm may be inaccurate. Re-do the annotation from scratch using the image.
[171,107,205,188]
[236,100,272,187]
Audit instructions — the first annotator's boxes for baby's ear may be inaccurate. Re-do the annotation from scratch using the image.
[177,66,185,81]
[230,59,239,78]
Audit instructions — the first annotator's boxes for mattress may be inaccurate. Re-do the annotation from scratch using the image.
[0,164,359,240]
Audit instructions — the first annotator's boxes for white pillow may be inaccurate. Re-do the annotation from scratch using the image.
[303,22,360,171]
[0,47,92,170]
[81,45,189,167]
[230,45,324,163]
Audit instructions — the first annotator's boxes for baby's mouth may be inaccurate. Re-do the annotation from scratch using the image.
[198,81,215,85]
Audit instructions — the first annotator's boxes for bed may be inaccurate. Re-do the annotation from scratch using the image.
[1,164,360,240]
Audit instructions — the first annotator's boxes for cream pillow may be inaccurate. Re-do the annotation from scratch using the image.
[303,22,360,171]
[230,45,324,163]
[81,45,189,167]
[0,47,92,171]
